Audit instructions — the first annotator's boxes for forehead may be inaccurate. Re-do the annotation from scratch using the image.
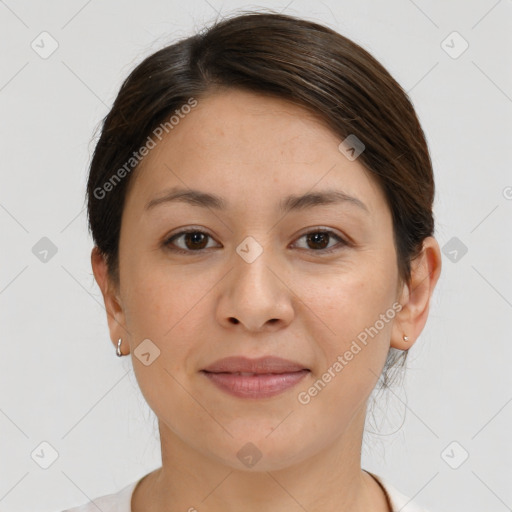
[124,89,386,219]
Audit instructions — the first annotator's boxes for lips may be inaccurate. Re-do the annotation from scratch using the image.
[201,355,308,374]
[200,356,310,399]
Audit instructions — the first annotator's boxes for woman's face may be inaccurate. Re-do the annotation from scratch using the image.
[107,89,409,470]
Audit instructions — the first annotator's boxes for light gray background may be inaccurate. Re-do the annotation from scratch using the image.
[1,1,511,511]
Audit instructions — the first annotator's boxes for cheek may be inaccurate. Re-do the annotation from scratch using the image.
[297,264,393,334]
[124,271,209,434]
[296,268,395,387]
[122,256,201,330]
[122,263,214,377]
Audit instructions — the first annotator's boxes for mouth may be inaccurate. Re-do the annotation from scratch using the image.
[201,355,309,374]
[200,356,310,399]
[201,370,310,399]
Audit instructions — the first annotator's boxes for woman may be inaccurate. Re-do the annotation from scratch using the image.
[64,10,442,512]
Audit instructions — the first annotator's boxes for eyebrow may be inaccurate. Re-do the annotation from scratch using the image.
[145,186,370,214]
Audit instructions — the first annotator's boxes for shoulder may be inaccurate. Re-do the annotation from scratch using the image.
[368,472,432,512]
[60,478,141,512]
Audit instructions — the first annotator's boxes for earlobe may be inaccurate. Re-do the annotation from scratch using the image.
[90,246,130,353]
[390,237,442,350]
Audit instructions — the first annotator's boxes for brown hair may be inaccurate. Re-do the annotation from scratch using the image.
[86,11,435,388]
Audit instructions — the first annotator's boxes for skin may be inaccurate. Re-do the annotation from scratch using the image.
[91,88,442,512]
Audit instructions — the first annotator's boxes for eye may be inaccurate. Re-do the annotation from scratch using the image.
[163,228,348,255]
[164,229,219,254]
[291,229,348,254]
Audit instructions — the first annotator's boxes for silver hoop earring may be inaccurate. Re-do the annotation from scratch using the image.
[116,338,123,357]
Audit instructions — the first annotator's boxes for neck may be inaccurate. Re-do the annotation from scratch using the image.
[132,407,389,512]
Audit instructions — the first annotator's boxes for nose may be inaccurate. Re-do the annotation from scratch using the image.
[216,248,294,332]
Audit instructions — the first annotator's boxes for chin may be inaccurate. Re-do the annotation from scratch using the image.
[209,429,314,473]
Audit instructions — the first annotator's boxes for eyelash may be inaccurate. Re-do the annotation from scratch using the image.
[163,228,349,255]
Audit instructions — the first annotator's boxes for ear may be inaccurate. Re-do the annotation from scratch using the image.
[91,246,130,354]
[391,236,442,350]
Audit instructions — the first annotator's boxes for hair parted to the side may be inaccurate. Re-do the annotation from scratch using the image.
[86,10,435,391]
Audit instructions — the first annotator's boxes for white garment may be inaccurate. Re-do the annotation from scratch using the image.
[61,471,431,512]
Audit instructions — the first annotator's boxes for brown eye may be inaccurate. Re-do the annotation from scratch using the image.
[306,232,330,250]
[293,229,347,254]
[163,228,348,255]
[164,230,217,253]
